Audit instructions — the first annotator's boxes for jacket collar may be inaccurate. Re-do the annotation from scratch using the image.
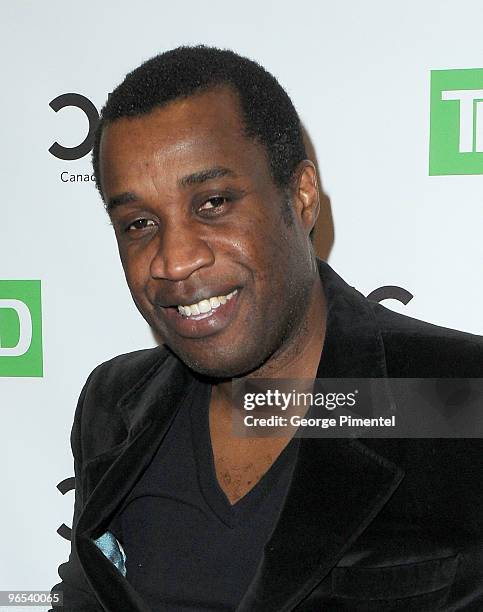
[77,258,404,612]
[314,259,388,378]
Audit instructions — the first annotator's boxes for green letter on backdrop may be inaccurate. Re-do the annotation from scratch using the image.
[0,280,43,377]
[430,68,483,175]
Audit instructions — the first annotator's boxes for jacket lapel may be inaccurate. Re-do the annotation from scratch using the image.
[237,438,404,611]
[237,260,405,611]
[75,352,195,612]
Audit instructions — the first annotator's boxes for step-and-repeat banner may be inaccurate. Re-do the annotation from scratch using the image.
[1,0,482,604]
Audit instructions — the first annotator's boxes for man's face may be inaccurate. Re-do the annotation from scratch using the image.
[99,87,315,378]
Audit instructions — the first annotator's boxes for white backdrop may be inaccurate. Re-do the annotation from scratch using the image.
[1,0,482,605]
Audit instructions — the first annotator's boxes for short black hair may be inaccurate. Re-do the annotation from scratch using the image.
[92,45,307,201]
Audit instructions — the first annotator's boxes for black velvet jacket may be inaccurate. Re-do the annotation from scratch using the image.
[51,260,483,611]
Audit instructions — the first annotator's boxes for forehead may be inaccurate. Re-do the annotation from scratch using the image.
[99,87,270,197]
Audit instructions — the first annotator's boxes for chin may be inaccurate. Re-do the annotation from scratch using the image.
[180,355,253,380]
[170,342,269,381]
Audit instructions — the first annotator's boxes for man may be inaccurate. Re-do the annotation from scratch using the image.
[51,46,483,611]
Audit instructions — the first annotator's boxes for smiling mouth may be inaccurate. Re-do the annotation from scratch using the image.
[160,287,241,339]
[177,289,238,320]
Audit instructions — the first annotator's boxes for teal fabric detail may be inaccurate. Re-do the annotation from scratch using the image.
[93,530,127,577]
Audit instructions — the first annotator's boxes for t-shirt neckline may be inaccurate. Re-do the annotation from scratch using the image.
[189,379,300,529]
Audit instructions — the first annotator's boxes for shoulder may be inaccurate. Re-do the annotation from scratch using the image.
[370,301,482,377]
[71,345,170,460]
[83,345,170,406]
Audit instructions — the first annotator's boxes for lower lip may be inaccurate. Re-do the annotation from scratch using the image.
[161,291,241,339]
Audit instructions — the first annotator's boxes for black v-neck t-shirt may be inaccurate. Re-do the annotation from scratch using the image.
[109,379,301,611]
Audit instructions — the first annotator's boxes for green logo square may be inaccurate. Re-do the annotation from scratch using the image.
[0,280,43,377]
[429,68,483,175]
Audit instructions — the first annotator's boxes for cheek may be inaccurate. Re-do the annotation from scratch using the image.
[231,205,289,255]
[240,217,294,276]
[118,244,152,295]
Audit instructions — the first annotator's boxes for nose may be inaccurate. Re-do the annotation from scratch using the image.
[150,219,215,282]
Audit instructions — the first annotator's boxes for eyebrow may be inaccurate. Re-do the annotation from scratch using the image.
[106,166,238,213]
[106,191,139,212]
[177,166,238,188]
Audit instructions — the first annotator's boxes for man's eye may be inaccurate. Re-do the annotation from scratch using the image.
[199,196,228,212]
[126,218,156,231]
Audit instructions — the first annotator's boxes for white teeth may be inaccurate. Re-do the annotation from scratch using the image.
[177,289,238,317]
[198,300,211,314]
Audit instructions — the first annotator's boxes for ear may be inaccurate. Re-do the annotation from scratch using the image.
[291,161,320,235]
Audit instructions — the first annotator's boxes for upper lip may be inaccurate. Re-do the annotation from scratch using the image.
[158,286,239,308]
